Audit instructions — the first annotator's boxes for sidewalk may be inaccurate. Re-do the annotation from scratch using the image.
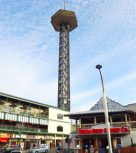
[22,150,30,153]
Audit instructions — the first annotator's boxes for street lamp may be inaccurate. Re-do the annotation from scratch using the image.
[96,64,113,153]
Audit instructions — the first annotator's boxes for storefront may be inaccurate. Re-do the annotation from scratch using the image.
[0,133,11,146]
[8,133,67,150]
[65,97,136,152]
[77,126,129,152]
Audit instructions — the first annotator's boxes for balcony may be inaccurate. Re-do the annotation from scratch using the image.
[72,121,136,133]
[0,112,48,125]
[0,124,48,134]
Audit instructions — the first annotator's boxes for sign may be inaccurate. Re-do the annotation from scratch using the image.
[78,127,129,135]
[26,135,36,139]
[15,135,20,138]
[0,133,10,138]
[21,134,26,138]
[35,135,45,139]
[0,138,9,142]
[44,135,53,139]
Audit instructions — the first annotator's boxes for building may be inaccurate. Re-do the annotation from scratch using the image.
[0,92,70,149]
[51,9,78,111]
[65,97,136,152]
[126,103,136,112]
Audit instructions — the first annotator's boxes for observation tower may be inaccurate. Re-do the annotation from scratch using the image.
[51,9,77,111]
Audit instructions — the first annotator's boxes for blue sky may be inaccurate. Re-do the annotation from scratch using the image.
[0,0,136,112]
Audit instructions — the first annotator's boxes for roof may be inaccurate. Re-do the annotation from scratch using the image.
[51,9,78,32]
[65,97,134,119]
[90,97,128,112]
[0,92,66,111]
[126,103,136,112]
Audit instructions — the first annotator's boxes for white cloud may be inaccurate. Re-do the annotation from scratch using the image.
[106,70,136,92]
[0,0,136,112]
[71,70,136,111]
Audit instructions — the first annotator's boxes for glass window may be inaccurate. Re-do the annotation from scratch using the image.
[57,126,63,132]
[57,114,63,120]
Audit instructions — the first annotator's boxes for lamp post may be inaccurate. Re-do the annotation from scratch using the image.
[96,64,113,153]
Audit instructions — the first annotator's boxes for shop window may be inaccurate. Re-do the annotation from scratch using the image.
[57,114,63,120]
[57,126,63,132]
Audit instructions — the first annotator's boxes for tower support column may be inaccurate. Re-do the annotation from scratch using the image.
[58,23,70,110]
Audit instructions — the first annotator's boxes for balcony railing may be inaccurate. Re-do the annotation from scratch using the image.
[0,124,48,134]
[72,121,136,133]
[0,112,48,125]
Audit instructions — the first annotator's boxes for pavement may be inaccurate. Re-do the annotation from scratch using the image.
[22,149,57,153]
[22,150,30,153]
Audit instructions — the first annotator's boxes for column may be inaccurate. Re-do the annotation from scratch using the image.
[125,114,128,125]
[94,116,97,125]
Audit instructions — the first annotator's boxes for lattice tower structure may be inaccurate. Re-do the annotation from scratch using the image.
[51,9,77,111]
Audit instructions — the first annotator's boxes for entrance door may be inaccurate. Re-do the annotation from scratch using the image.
[82,139,94,149]
[100,138,108,148]
[98,138,108,153]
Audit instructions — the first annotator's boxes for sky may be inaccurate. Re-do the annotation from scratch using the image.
[0,0,136,112]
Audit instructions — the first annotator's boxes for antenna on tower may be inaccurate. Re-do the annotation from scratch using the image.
[64,0,66,10]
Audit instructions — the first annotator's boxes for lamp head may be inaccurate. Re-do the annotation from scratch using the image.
[96,64,102,70]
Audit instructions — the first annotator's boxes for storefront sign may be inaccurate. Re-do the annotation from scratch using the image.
[35,135,45,139]
[26,135,36,139]
[44,135,53,139]
[0,133,10,142]
[15,134,20,138]
[21,134,26,138]
[0,138,9,142]
[12,134,26,139]
[78,127,129,135]
[0,133,10,138]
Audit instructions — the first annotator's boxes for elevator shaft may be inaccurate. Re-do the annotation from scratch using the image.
[58,23,70,111]
[51,9,77,111]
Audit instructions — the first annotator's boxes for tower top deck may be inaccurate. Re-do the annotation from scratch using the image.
[51,9,78,32]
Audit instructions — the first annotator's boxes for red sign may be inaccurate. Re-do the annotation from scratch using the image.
[78,127,129,135]
[0,138,9,142]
